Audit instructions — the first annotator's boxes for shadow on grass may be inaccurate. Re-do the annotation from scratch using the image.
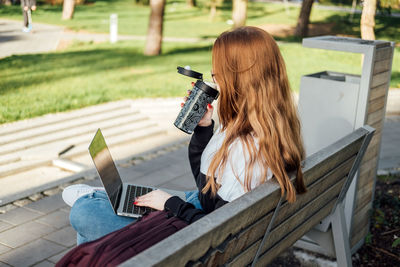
[164,43,212,55]
[0,43,212,94]
[315,12,400,42]
[390,71,400,88]
[273,35,303,43]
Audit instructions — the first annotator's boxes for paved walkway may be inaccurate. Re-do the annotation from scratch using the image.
[0,141,195,266]
[0,18,214,59]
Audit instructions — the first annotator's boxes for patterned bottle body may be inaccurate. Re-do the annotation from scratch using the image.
[174,81,218,134]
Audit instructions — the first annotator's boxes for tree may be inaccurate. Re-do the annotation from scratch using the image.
[62,0,75,20]
[210,0,217,20]
[144,0,166,56]
[186,0,196,7]
[294,0,314,37]
[361,0,377,40]
[232,0,248,28]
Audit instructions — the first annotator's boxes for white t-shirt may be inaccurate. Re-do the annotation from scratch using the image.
[200,126,273,202]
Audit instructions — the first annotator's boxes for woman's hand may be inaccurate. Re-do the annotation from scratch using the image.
[181,82,214,127]
[198,104,213,127]
[134,190,172,211]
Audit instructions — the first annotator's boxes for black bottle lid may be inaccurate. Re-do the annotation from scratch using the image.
[195,80,219,99]
[177,66,203,80]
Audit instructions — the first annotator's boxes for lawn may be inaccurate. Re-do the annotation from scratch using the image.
[0,0,399,42]
[0,0,399,124]
[1,40,399,124]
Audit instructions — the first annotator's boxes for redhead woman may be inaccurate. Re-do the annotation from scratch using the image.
[61,26,306,246]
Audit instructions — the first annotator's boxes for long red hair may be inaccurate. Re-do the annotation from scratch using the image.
[203,26,306,203]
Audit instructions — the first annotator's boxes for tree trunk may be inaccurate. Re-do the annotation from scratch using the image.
[294,0,314,37]
[144,0,165,56]
[62,0,75,20]
[210,0,217,21]
[232,0,247,28]
[186,0,196,7]
[349,0,357,22]
[361,0,377,40]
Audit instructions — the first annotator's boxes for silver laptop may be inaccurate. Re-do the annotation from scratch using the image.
[89,129,186,218]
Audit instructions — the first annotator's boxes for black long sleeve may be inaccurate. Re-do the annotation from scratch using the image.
[164,121,228,223]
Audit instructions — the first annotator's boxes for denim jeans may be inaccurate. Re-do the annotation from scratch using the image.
[70,190,201,245]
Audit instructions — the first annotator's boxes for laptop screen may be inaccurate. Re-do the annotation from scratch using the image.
[89,129,122,211]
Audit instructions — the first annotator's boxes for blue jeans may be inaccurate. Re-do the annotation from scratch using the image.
[70,190,201,245]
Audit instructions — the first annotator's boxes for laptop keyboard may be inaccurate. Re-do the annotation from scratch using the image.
[123,185,154,215]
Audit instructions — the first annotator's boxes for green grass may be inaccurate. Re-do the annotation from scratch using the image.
[1,40,399,124]
[0,0,399,124]
[0,0,398,42]
[0,41,213,123]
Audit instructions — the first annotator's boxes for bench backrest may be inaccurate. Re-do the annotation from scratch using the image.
[121,126,374,267]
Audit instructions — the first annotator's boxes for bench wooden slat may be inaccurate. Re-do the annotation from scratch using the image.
[368,96,386,114]
[197,155,356,266]
[371,71,390,90]
[256,198,337,267]
[350,209,371,247]
[373,59,392,75]
[228,177,345,267]
[374,46,393,62]
[121,127,371,267]
[367,108,385,125]
[369,83,388,101]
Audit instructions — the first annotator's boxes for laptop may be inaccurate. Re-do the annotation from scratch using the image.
[89,128,186,218]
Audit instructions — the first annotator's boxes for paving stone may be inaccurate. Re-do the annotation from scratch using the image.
[13,198,32,207]
[36,210,69,229]
[47,247,73,263]
[43,226,76,247]
[60,206,71,213]
[157,172,197,191]
[0,221,55,248]
[0,222,12,233]
[43,188,62,196]
[162,148,187,161]
[127,156,173,176]
[84,179,103,187]
[0,239,65,267]
[0,261,11,267]
[23,194,66,214]
[0,205,17,215]
[0,244,11,255]
[29,193,45,202]
[118,167,148,182]
[32,260,55,267]
[132,161,192,187]
[0,206,42,225]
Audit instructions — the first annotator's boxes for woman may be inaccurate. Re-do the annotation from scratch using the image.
[62,26,306,245]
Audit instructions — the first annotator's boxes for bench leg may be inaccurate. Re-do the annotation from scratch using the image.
[331,202,352,267]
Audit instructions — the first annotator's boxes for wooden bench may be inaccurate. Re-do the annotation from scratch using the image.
[121,126,375,267]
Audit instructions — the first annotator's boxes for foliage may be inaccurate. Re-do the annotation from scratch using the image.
[354,175,400,265]
[0,0,398,42]
[393,236,400,248]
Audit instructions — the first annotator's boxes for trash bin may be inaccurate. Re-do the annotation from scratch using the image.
[296,36,395,257]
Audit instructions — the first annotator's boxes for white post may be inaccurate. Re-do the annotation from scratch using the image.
[110,14,118,44]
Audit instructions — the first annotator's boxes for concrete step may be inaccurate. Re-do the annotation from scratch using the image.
[0,112,148,156]
[0,124,166,177]
[0,106,140,146]
[0,100,133,136]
